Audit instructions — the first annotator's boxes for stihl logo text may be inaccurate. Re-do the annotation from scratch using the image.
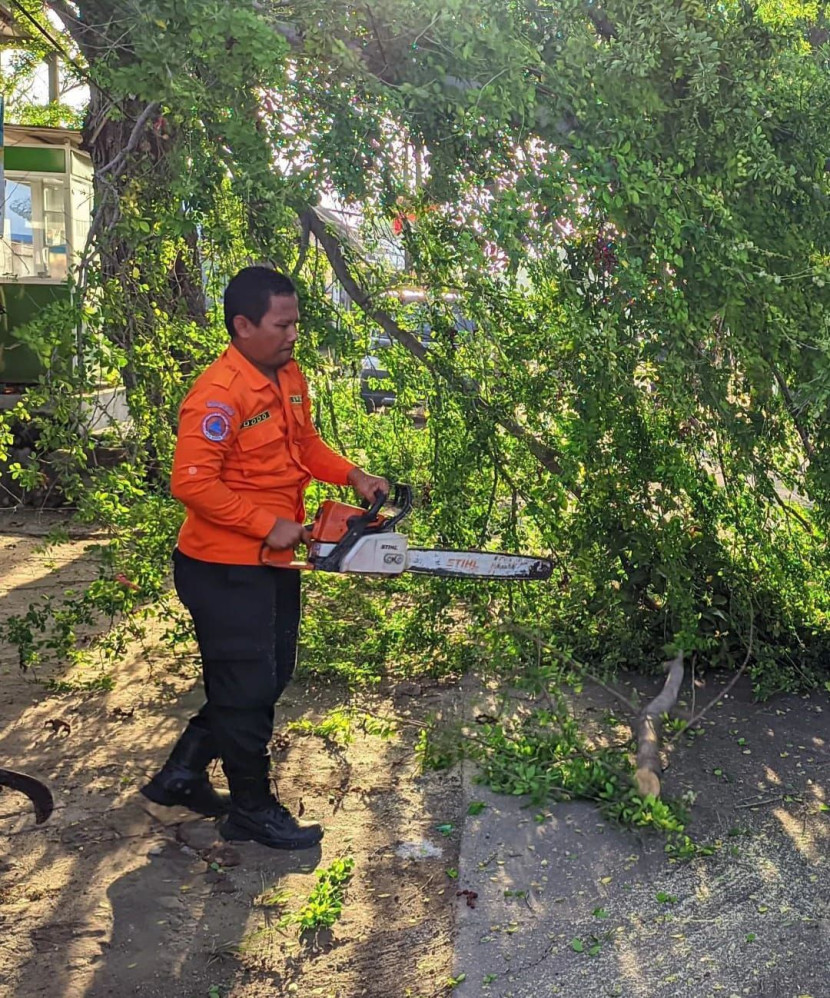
[447,558,479,570]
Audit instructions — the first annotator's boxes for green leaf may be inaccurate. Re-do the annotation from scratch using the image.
[571,938,584,953]
[467,801,487,816]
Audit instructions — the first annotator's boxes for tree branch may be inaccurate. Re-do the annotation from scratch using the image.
[302,206,432,362]
[97,101,161,179]
[768,480,813,534]
[45,0,99,60]
[585,5,618,40]
[301,206,572,483]
[634,652,685,798]
[772,366,815,459]
[45,0,81,34]
[497,622,640,712]
[668,611,755,745]
[251,2,485,91]
[291,210,312,279]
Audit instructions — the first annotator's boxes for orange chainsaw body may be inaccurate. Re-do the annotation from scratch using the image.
[310,500,386,543]
[260,500,389,569]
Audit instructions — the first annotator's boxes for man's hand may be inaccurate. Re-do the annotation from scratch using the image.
[265,517,311,551]
[347,468,390,505]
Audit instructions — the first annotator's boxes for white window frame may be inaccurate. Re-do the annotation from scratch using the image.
[1,170,72,284]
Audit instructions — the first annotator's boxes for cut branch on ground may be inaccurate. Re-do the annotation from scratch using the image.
[634,652,685,798]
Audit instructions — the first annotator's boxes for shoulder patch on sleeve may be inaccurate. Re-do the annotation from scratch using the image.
[202,410,231,442]
[206,399,236,416]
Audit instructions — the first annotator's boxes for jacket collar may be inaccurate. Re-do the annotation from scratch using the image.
[227,342,276,392]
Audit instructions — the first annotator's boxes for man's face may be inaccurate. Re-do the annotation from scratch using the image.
[233,293,300,371]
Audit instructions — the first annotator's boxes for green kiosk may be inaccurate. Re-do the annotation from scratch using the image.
[0,122,93,391]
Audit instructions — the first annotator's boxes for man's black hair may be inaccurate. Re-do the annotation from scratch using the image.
[223,266,296,338]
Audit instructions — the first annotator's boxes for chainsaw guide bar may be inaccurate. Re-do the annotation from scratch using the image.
[261,484,552,582]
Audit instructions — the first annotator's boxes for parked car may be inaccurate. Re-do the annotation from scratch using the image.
[359,328,428,412]
[359,315,473,413]
[359,352,397,411]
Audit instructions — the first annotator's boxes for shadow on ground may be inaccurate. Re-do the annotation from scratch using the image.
[1,515,464,998]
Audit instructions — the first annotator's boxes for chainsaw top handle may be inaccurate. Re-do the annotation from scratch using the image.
[313,483,412,572]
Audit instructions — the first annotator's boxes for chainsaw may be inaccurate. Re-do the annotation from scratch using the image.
[261,484,553,581]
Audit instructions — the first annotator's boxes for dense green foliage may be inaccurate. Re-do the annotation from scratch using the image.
[2,0,829,714]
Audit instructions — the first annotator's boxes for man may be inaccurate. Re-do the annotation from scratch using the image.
[141,266,388,850]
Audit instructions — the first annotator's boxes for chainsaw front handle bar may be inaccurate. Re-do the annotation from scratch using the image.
[377,483,412,531]
[314,485,411,571]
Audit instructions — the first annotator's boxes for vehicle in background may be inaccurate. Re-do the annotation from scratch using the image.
[359,328,429,412]
[359,314,474,413]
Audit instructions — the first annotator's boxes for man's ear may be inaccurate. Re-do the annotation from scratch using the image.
[233,314,252,339]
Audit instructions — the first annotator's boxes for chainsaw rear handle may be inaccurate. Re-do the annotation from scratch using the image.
[259,484,412,570]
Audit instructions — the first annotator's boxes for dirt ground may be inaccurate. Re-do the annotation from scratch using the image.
[0,511,463,998]
[3,510,829,998]
[454,671,830,998]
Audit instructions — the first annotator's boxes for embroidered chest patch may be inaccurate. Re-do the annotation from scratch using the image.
[241,410,271,429]
[290,395,303,405]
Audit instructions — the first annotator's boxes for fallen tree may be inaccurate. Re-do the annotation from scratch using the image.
[0,2,828,824]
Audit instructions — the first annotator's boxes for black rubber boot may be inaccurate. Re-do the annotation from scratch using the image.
[219,778,323,850]
[140,724,230,818]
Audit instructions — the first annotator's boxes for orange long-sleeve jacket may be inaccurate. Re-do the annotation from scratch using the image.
[171,344,356,565]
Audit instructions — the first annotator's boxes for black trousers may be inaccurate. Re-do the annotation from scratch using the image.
[172,549,301,806]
